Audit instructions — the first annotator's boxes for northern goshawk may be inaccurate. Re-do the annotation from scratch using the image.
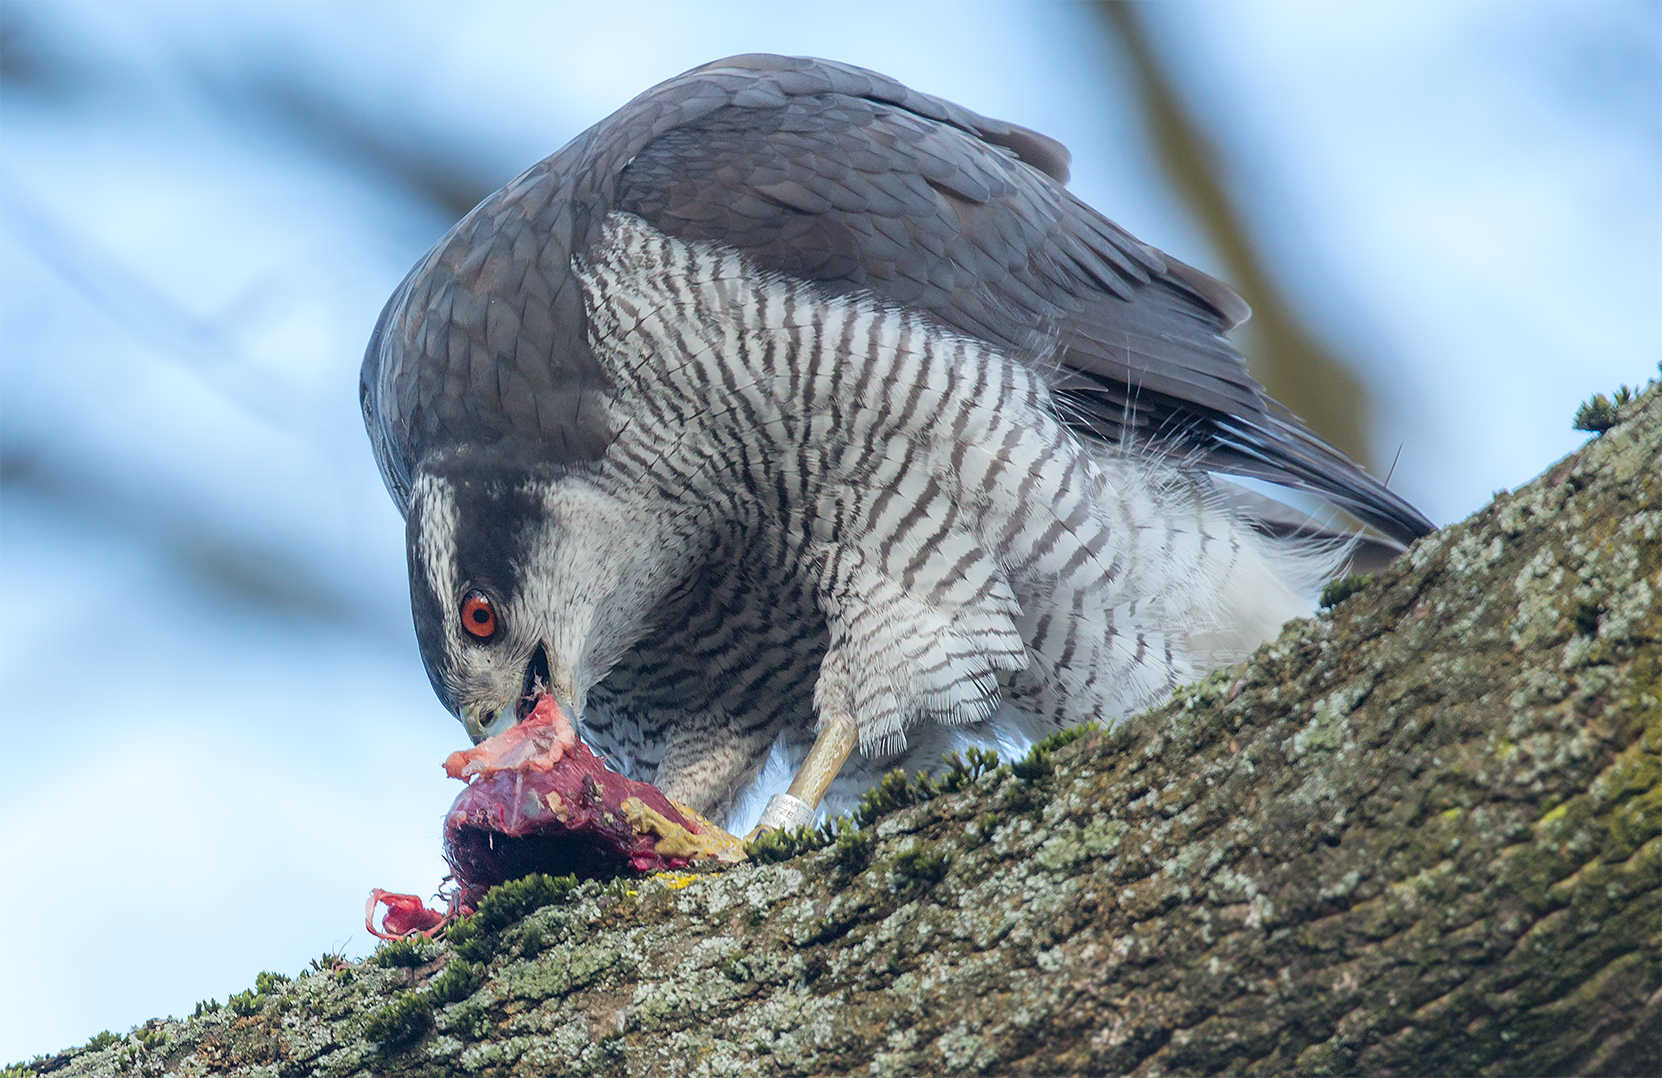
[361,54,1431,834]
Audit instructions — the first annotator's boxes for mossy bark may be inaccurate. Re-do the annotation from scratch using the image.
[29,387,1660,1078]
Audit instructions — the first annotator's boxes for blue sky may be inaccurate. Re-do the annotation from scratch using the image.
[1,1,1657,1063]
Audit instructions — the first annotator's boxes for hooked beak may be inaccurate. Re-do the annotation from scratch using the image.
[460,702,508,743]
[460,643,571,743]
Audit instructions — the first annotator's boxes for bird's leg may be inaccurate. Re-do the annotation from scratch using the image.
[747,537,1025,839]
[650,714,780,828]
[748,711,858,838]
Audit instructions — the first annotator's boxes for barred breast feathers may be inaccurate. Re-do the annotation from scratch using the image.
[576,211,1344,754]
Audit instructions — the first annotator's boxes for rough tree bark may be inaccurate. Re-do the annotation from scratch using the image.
[25,384,1660,1077]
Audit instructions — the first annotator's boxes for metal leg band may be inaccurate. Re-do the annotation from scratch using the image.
[756,793,817,834]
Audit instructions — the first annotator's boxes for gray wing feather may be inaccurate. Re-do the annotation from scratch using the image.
[361,53,1431,542]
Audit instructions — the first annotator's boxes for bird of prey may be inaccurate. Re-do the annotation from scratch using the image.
[361,54,1431,835]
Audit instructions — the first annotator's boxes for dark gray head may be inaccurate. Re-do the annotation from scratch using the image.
[403,450,683,742]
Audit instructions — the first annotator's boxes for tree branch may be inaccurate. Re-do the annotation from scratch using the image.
[27,383,1660,1076]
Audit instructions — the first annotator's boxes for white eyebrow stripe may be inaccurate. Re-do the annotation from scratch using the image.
[413,473,460,631]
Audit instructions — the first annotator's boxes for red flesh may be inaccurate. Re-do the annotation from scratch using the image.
[365,888,447,940]
[443,693,577,780]
[366,693,722,939]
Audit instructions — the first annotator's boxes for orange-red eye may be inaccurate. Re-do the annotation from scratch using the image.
[460,590,497,640]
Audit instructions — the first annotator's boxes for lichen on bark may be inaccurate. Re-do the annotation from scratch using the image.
[22,385,1660,1078]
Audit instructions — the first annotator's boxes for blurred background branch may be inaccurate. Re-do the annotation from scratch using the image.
[187,64,503,222]
[1097,0,1370,465]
